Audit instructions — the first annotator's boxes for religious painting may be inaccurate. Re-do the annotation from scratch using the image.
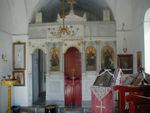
[50,47,60,71]
[13,42,26,70]
[93,72,113,86]
[101,46,115,69]
[117,54,133,74]
[137,51,142,72]
[86,46,96,71]
[13,71,25,86]
[103,9,110,21]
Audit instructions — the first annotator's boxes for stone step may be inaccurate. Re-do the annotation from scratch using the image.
[59,107,82,113]
[20,106,45,113]
[59,107,91,113]
[20,106,91,113]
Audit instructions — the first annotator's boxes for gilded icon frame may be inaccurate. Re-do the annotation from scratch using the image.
[117,54,133,74]
[13,71,25,86]
[13,42,26,70]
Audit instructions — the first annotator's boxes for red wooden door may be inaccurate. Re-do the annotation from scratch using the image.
[65,47,82,106]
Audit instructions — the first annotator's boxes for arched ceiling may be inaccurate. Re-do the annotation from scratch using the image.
[32,0,114,23]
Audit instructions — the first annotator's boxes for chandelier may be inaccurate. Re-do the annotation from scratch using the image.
[48,0,79,38]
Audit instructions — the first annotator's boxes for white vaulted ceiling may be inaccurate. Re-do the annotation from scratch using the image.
[0,0,115,34]
[30,0,115,22]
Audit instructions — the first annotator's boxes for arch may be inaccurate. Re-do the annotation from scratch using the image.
[31,47,47,55]
[144,8,150,73]
[64,47,82,106]
[32,49,46,104]
[64,46,81,54]
[144,8,150,22]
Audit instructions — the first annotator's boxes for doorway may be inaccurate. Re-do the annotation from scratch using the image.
[32,49,46,105]
[64,47,82,106]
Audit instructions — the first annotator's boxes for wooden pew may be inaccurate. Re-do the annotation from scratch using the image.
[113,85,150,113]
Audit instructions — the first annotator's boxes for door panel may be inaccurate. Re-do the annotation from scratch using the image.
[65,47,82,106]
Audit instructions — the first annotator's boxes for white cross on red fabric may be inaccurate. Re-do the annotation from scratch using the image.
[96,100,106,113]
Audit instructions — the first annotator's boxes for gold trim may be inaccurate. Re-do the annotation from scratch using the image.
[64,43,67,46]
[1,79,18,113]
[61,38,84,42]
[81,41,86,45]
[45,42,50,47]
[1,80,18,86]
[59,42,63,46]
[13,42,26,70]
[95,41,100,45]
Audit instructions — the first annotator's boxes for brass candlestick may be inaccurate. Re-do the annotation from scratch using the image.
[1,78,18,113]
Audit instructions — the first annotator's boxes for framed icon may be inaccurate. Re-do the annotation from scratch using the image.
[13,71,25,86]
[13,42,26,70]
[137,51,142,72]
[117,54,133,74]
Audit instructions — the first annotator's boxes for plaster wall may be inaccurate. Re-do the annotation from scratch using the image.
[0,31,12,113]
[107,0,150,73]
[0,0,13,34]
[0,0,150,108]
[12,35,29,106]
[131,0,150,68]
[9,0,28,34]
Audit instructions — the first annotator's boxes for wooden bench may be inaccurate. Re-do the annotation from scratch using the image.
[113,85,150,113]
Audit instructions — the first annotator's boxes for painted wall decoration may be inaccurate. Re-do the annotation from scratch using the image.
[137,51,142,72]
[86,46,96,71]
[101,46,115,69]
[50,47,60,71]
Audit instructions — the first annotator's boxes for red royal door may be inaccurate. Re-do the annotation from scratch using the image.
[65,47,82,106]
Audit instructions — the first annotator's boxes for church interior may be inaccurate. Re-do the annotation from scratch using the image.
[0,0,150,113]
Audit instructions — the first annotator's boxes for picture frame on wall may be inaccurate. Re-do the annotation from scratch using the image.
[13,42,26,70]
[13,71,25,86]
[85,46,97,71]
[117,54,133,74]
[50,47,60,71]
[137,51,142,72]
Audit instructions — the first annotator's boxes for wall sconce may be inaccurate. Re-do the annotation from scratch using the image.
[122,23,127,53]
[2,53,7,63]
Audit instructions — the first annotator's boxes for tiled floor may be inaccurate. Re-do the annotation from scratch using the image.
[20,92,91,113]
[20,106,91,113]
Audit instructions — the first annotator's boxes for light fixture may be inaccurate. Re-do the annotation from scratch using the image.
[1,53,7,63]
[122,23,127,53]
[48,0,79,38]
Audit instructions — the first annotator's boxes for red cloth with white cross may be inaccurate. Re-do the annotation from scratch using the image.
[91,86,113,113]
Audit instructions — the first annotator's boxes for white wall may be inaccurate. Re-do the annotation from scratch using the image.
[131,0,150,69]
[0,0,150,109]
[12,35,29,106]
[8,0,28,34]
[0,31,12,113]
[144,8,150,73]
[107,0,150,73]
[0,0,13,34]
